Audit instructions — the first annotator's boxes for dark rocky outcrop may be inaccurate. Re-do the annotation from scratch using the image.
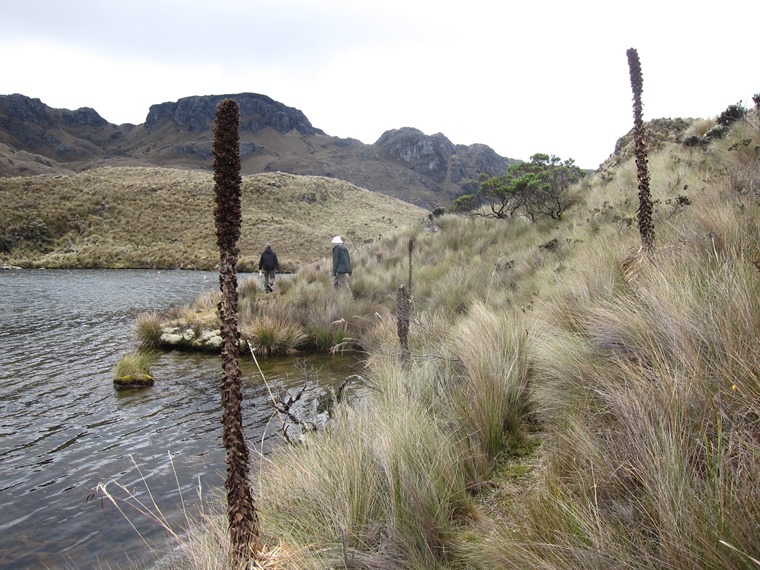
[145,93,325,136]
[0,93,519,207]
[0,93,121,162]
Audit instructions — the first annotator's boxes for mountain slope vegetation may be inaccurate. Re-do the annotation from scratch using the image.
[0,167,428,270]
[144,102,760,569]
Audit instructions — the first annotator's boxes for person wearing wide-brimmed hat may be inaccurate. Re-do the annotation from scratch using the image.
[330,236,352,295]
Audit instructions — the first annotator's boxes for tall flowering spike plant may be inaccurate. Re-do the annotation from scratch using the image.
[627,48,655,252]
[213,98,261,560]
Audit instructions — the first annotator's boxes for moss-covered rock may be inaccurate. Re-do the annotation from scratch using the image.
[113,374,155,390]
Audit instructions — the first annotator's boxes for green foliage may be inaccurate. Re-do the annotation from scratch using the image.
[308,324,336,350]
[461,153,584,221]
[682,134,704,147]
[705,124,729,141]
[716,102,747,127]
[0,233,14,254]
[449,194,478,215]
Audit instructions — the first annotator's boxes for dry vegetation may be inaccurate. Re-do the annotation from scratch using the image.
[19,104,760,569]
[112,103,760,570]
[0,167,428,270]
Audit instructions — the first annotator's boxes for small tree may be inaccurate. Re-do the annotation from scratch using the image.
[716,102,747,127]
[455,154,583,221]
[518,153,583,220]
[449,193,481,216]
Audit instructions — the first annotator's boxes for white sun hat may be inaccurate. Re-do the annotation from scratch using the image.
[331,236,343,244]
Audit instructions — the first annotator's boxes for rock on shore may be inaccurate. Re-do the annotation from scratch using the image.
[159,325,240,352]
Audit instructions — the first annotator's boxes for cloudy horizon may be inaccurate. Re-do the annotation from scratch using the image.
[1,0,758,169]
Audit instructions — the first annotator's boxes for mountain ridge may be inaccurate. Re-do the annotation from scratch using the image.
[0,92,519,208]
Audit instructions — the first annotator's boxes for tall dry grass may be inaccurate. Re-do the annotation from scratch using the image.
[449,302,533,461]
[117,110,760,568]
[255,113,759,569]
[467,123,760,568]
[257,359,477,569]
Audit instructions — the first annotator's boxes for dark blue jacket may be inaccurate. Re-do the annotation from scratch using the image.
[259,246,280,271]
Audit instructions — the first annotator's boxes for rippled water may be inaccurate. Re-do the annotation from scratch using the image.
[0,269,363,569]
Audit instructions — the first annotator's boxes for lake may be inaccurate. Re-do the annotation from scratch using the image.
[0,269,363,569]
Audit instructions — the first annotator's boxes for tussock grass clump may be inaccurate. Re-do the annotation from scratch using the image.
[472,164,760,568]
[260,274,389,351]
[241,316,306,356]
[449,303,533,462]
[114,350,156,380]
[425,266,476,315]
[136,311,163,348]
[684,117,716,139]
[163,503,308,570]
[154,290,222,342]
[258,361,476,569]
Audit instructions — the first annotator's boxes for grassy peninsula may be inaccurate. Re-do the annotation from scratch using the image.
[131,109,760,569]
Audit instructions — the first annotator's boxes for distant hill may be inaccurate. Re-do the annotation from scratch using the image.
[0,93,519,208]
[0,167,429,270]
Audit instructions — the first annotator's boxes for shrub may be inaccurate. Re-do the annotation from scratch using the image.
[0,233,16,253]
[429,206,447,220]
[716,102,746,127]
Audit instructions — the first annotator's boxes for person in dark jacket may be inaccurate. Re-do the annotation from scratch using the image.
[258,243,280,292]
[331,236,352,295]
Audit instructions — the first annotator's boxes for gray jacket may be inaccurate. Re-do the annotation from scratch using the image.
[332,244,352,275]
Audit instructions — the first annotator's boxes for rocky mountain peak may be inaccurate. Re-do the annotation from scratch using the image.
[375,126,513,186]
[0,92,518,207]
[377,127,455,163]
[145,93,326,136]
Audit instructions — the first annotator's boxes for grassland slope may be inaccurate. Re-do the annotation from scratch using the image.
[148,106,760,569]
[0,167,428,270]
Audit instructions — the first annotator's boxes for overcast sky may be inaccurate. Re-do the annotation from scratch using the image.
[1,0,758,169]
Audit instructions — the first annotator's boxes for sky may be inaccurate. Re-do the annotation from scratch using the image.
[1,0,758,169]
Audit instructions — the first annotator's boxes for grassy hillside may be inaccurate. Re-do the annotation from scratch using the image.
[136,106,760,569]
[0,167,428,270]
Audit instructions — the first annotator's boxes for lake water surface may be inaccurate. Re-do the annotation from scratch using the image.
[0,269,363,569]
